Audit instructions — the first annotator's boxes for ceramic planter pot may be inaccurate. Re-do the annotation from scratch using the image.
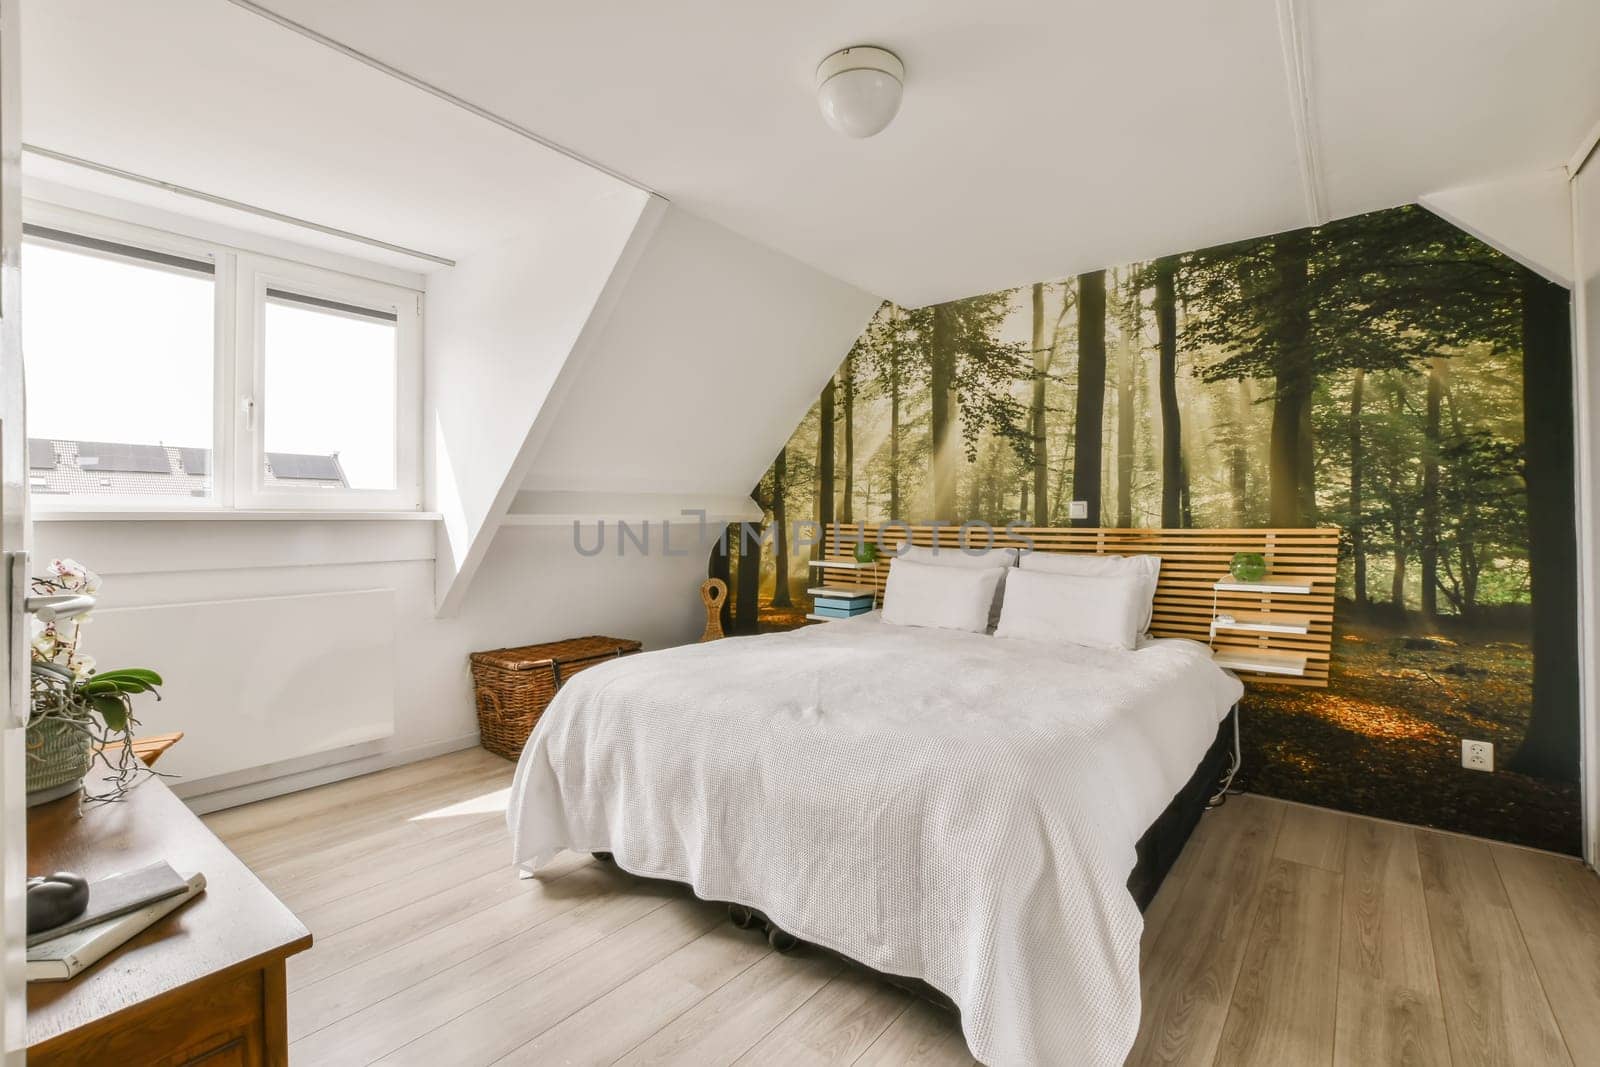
[25,717,92,807]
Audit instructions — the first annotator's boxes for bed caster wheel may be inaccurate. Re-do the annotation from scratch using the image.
[766,925,799,953]
[729,903,760,929]
[592,851,614,863]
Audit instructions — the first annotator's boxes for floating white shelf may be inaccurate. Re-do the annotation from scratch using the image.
[1213,576,1314,595]
[1210,613,1312,636]
[808,558,879,570]
[1211,648,1308,677]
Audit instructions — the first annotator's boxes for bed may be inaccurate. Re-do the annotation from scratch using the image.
[506,612,1243,1066]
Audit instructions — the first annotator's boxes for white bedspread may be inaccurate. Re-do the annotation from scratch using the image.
[506,615,1242,1066]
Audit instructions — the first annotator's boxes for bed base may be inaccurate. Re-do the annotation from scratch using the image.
[591,709,1237,1014]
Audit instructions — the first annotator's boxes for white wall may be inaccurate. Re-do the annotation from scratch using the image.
[426,187,658,614]
[1574,154,1600,863]
[32,516,709,811]
[521,205,880,499]
[1420,169,1574,287]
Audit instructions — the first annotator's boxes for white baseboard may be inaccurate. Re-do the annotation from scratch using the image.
[177,732,483,815]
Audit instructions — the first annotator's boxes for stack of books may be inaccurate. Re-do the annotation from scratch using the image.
[27,861,206,983]
[810,586,877,620]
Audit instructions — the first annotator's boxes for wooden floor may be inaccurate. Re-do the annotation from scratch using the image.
[202,748,1600,1066]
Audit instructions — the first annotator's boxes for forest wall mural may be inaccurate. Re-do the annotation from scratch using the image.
[717,204,1580,853]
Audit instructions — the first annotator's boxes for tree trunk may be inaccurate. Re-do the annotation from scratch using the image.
[708,523,732,634]
[930,304,958,519]
[1349,368,1368,605]
[1509,274,1578,781]
[1030,283,1051,524]
[1269,233,1314,527]
[735,490,762,635]
[1072,271,1107,526]
[771,448,792,608]
[1390,517,1407,610]
[889,335,902,518]
[1115,279,1138,528]
[1230,380,1251,525]
[1420,356,1445,618]
[841,355,855,524]
[818,376,835,537]
[1155,256,1182,527]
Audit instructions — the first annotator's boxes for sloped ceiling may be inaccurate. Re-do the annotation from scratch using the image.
[220,0,1598,307]
[518,206,878,500]
[21,0,627,265]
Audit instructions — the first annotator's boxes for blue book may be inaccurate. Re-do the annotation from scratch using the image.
[814,594,875,612]
[813,603,874,619]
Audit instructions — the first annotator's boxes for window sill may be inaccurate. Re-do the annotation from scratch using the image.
[33,509,442,523]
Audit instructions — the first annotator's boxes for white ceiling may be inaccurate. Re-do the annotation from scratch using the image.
[21,0,627,266]
[24,0,1600,306]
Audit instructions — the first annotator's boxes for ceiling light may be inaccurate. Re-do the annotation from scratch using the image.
[815,46,904,139]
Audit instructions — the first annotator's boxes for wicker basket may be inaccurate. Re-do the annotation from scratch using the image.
[469,635,642,760]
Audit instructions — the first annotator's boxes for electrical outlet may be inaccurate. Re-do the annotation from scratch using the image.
[1461,739,1495,772]
[1069,500,1088,520]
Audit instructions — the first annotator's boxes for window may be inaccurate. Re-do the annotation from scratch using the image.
[23,226,217,501]
[22,208,420,512]
[239,256,419,509]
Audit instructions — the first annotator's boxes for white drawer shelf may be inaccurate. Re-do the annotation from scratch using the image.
[1213,576,1314,595]
[1210,613,1312,636]
[1212,648,1308,676]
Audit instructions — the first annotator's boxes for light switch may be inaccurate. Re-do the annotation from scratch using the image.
[1068,500,1088,520]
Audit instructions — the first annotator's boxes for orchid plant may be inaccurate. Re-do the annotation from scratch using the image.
[29,559,164,800]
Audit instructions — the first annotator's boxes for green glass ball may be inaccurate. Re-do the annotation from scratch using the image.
[1230,552,1267,581]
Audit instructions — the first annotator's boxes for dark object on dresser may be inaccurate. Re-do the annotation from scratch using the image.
[25,872,88,934]
[470,635,642,760]
[27,767,310,1066]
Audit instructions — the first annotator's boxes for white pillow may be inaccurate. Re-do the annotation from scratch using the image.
[896,544,1019,628]
[881,558,1008,634]
[1018,552,1161,632]
[995,569,1147,651]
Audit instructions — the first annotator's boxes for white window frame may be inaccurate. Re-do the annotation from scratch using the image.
[22,202,423,514]
[235,254,421,511]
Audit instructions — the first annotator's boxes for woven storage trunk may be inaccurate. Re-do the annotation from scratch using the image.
[469,635,642,760]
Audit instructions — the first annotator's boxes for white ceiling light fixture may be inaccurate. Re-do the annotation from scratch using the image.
[815,46,904,139]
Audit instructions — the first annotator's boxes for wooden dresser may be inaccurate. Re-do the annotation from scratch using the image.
[26,769,311,1066]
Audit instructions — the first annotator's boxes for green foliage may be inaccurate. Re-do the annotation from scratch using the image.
[758,203,1540,621]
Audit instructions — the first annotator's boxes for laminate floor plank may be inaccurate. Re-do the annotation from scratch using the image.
[1333,821,1448,1067]
[1491,843,1600,1058]
[205,751,1600,1067]
[262,814,513,914]
[1214,859,1342,1066]
[851,998,974,1067]
[287,858,621,1040]
[291,882,689,1064]
[378,898,729,1066]
[1416,830,1572,1067]
[202,746,502,838]
[614,949,843,1067]
[497,924,772,1066]
[1274,802,1349,873]
[732,965,913,1066]
[1127,794,1285,1066]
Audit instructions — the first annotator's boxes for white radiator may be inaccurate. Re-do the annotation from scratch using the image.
[85,589,396,786]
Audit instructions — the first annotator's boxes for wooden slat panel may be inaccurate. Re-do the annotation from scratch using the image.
[821,524,1340,689]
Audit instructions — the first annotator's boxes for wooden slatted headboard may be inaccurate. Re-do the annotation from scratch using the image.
[813,524,1341,688]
